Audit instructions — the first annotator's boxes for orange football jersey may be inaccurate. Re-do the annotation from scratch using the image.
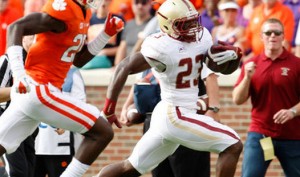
[25,0,91,89]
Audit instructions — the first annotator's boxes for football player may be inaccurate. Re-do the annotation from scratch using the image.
[0,0,124,177]
[96,0,243,177]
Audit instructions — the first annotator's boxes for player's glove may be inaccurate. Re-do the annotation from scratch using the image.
[101,98,122,128]
[14,74,31,93]
[7,45,31,94]
[87,13,124,55]
[208,41,240,65]
[104,12,124,37]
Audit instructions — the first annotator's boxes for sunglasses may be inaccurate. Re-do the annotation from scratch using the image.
[263,30,283,36]
[134,0,148,5]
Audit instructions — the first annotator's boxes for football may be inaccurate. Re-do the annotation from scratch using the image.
[126,104,145,125]
[205,43,242,74]
[205,44,230,73]
[196,94,209,115]
[221,47,243,75]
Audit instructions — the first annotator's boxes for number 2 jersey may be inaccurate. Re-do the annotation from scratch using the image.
[25,0,91,89]
[140,28,213,109]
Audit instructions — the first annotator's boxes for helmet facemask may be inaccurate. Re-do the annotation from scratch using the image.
[157,0,203,43]
[172,12,203,42]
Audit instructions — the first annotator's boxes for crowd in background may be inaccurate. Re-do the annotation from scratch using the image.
[2,0,300,69]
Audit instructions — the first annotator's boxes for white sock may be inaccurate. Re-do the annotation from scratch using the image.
[60,158,90,177]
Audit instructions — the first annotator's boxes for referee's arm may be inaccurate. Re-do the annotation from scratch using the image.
[0,88,11,103]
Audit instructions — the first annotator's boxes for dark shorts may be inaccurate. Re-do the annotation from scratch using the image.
[34,155,73,177]
[4,129,38,177]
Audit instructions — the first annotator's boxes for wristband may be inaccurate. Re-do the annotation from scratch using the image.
[290,108,297,118]
[103,98,117,116]
[208,106,220,113]
[87,31,110,55]
[7,45,26,78]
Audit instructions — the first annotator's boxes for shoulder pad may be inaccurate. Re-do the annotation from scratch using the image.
[141,32,168,59]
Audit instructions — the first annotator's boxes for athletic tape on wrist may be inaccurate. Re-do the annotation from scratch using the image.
[103,98,117,115]
[7,45,26,78]
[87,31,110,55]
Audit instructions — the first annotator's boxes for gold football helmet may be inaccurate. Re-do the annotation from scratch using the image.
[157,0,203,42]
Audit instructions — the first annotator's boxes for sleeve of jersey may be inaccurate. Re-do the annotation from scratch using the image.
[201,27,213,48]
[201,63,218,80]
[42,0,74,21]
[140,36,166,62]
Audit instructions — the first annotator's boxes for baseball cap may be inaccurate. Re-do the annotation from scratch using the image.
[218,1,239,10]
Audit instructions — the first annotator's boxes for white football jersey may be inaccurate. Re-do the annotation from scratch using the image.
[141,28,213,109]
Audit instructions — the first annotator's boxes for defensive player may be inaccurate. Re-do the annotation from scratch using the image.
[97,0,243,177]
[0,0,124,177]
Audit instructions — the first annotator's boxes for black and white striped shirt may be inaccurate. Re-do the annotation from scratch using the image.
[0,54,13,111]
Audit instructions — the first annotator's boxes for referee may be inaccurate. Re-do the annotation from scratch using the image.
[0,53,38,177]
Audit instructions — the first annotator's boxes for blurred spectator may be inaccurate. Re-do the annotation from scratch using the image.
[282,0,300,48]
[201,0,221,32]
[151,0,165,12]
[242,0,294,62]
[114,0,152,66]
[8,0,24,15]
[24,0,47,15]
[130,0,163,53]
[82,0,125,69]
[236,0,248,7]
[22,0,47,55]
[0,0,23,55]
[190,0,203,10]
[211,0,245,50]
[238,0,262,27]
[295,19,300,57]
[109,0,134,22]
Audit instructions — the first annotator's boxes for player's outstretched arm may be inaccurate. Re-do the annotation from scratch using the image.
[7,12,66,47]
[74,12,124,67]
[101,52,151,128]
